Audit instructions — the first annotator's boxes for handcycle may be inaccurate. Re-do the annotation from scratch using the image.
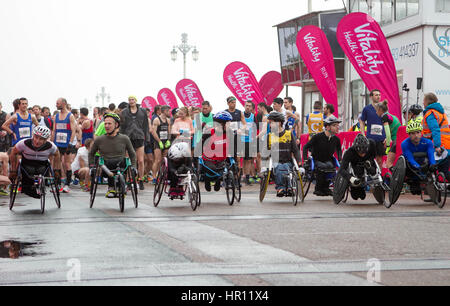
[388,152,447,208]
[9,161,61,214]
[90,157,138,213]
[333,160,391,206]
[301,157,339,199]
[196,157,240,206]
[259,157,304,206]
[153,157,201,211]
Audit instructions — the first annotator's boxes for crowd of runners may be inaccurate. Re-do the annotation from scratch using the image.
[0,89,448,207]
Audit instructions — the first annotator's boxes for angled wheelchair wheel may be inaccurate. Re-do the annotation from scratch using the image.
[291,173,299,206]
[388,156,406,208]
[259,170,271,203]
[118,173,126,213]
[225,170,235,206]
[48,169,61,209]
[9,175,20,211]
[302,172,313,200]
[39,177,46,214]
[153,161,167,207]
[342,188,350,204]
[189,173,200,211]
[373,186,386,206]
[234,168,242,203]
[128,168,139,209]
[333,172,349,205]
[297,170,306,204]
[434,172,447,209]
[90,169,99,209]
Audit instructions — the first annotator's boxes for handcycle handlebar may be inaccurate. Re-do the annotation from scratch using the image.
[101,165,115,178]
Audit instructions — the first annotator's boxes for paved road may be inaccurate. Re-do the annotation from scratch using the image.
[1,182,450,286]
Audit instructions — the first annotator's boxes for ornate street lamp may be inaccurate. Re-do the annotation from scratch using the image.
[171,33,199,79]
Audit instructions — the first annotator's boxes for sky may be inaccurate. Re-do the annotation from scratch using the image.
[0,0,345,114]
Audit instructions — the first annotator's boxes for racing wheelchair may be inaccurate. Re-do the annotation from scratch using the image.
[388,153,447,208]
[90,157,138,213]
[259,157,304,206]
[301,157,339,199]
[9,161,61,214]
[333,160,390,206]
[153,157,201,211]
[196,157,240,206]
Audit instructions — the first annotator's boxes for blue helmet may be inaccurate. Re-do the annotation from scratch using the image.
[213,111,233,123]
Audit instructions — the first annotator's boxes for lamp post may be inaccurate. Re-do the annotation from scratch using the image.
[96,86,110,108]
[171,33,199,79]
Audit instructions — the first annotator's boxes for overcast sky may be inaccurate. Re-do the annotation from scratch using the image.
[0,0,345,114]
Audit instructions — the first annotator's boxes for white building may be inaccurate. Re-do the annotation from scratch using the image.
[276,0,450,131]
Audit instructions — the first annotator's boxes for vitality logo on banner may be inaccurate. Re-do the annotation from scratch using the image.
[337,12,401,119]
[223,61,265,107]
[141,96,158,113]
[157,88,179,109]
[259,71,283,106]
[296,25,338,116]
[176,79,204,108]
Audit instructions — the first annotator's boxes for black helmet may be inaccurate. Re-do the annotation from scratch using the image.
[403,104,423,116]
[353,134,370,154]
[324,115,342,127]
[267,111,285,123]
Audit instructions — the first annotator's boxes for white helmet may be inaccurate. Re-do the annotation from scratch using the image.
[33,126,51,139]
[168,142,191,160]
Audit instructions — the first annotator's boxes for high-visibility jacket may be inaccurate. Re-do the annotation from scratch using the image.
[423,109,450,150]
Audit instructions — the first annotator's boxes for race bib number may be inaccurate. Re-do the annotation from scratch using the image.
[56,123,67,130]
[19,127,31,138]
[371,124,383,136]
[160,131,168,140]
[56,132,68,143]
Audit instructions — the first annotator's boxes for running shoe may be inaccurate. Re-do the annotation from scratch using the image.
[139,180,145,191]
[0,188,8,196]
[62,185,71,193]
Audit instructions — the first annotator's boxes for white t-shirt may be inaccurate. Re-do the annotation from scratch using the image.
[71,146,88,172]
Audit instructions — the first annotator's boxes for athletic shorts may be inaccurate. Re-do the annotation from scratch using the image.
[58,146,72,155]
[130,139,145,150]
[145,144,153,154]
[374,140,386,157]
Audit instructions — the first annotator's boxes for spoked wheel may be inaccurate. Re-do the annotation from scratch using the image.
[259,170,271,203]
[49,169,61,209]
[297,170,306,204]
[234,168,242,203]
[373,186,386,206]
[39,177,46,214]
[118,173,126,213]
[302,174,313,201]
[189,174,201,211]
[342,189,350,204]
[434,172,447,209]
[291,173,299,206]
[225,170,235,206]
[388,156,406,208]
[9,176,20,211]
[153,163,167,207]
[333,172,349,205]
[90,168,99,209]
[383,172,392,187]
[128,168,139,208]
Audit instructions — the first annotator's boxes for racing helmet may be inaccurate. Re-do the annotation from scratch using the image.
[104,113,121,128]
[406,121,423,134]
[324,115,342,127]
[213,111,233,123]
[353,134,370,154]
[168,142,190,160]
[33,126,51,139]
[403,104,424,116]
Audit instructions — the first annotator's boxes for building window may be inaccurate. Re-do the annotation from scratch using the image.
[351,80,369,120]
[381,0,393,25]
[436,0,450,12]
[396,0,407,20]
[372,0,382,22]
[407,0,419,16]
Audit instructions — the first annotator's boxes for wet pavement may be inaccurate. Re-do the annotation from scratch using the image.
[0,183,450,286]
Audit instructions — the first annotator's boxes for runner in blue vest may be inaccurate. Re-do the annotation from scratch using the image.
[52,97,77,193]
[241,101,257,185]
[2,98,39,146]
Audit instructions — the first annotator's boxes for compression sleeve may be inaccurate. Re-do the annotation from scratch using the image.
[384,123,392,146]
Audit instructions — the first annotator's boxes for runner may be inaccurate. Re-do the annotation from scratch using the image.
[41,107,53,130]
[0,102,10,153]
[151,105,171,185]
[32,105,47,127]
[2,98,39,147]
[374,100,401,169]
[323,104,335,119]
[52,97,77,193]
[71,138,93,192]
[120,96,149,190]
[306,101,324,138]
[241,101,257,185]
[80,107,94,145]
[359,89,386,169]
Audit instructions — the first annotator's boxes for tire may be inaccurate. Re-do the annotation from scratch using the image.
[189,174,200,211]
[297,170,306,204]
[303,172,313,200]
[9,176,19,211]
[388,156,406,207]
[333,172,349,205]
[153,163,166,207]
[225,170,235,206]
[291,173,299,206]
[40,177,46,214]
[118,174,126,213]
[373,186,386,206]
[234,168,242,203]
[259,170,271,203]
[90,169,98,209]
[435,172,447,209]
[128,168,139,208]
